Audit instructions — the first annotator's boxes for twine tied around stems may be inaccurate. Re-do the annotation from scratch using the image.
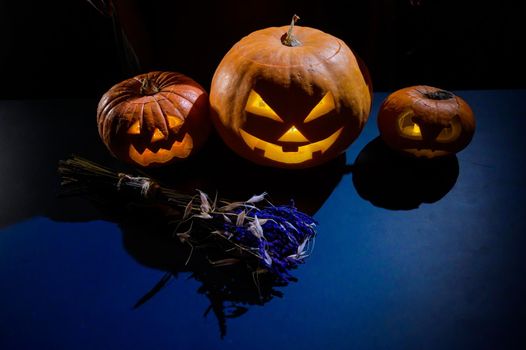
[116,173,159,198]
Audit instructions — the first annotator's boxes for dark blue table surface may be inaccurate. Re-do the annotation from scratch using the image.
[1,90,525,349]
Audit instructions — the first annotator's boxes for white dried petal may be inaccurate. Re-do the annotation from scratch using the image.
[212,191,218,211]
[236,210,246,227]
[246,192,267,204]
[297,238,308,255]
[288,238,311,260]
[248,215,264,239]
[197,190,211,213]
[285,221,299,233]
[254,216,264,236]
[257,218,269,226]
[263,250,272,266]
[176,223,193,243]
[194,213,212,219]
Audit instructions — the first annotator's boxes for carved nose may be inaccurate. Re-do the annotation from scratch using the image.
[150,128,166,142]
[278,126,309,142]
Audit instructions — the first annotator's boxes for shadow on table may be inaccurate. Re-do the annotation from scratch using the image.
[0,99,116,229]
[48,137,346,338]
[117,209,289,338]
[350,137,459,210]
[141,134,348,216]
[0,97,469,341]
[0,92,350,336]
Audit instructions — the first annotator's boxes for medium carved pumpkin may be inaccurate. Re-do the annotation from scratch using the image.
[210,16,372,168]
[377,85,475,158]
[97,71,210,167]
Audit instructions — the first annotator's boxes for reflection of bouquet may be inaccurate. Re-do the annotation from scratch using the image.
[58,156,317,283]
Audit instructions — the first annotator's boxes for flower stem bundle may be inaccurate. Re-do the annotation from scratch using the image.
[58,156,317,282]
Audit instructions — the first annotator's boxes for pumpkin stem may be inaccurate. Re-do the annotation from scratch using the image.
[140,78,160,96]
[281,14,301,47]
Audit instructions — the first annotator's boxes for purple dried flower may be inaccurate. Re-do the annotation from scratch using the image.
[206,197,317,282]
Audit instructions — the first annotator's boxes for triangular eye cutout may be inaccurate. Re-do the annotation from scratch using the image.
[397,112,422,138]
[127,120,141,134]
[167,115,183,129]
[304,92,335,123]
[245,90,284,122]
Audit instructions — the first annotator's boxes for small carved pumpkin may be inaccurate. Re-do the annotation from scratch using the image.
[97,71,210,167]
[377,85,475,158]
[210,16,372,168]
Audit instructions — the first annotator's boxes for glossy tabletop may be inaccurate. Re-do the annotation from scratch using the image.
[0,90,525,349]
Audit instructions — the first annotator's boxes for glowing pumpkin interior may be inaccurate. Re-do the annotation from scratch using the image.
[125,115,193,167]
[239,89,344,164]
[397,112,462,142]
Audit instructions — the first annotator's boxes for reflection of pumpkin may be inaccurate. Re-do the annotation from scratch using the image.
[210,17,372,168]
[97,71,210,167]
[377,85,475,158]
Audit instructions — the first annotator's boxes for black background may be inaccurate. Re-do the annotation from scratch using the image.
[0,0,525,99]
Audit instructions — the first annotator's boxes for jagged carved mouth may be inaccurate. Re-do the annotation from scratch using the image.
[128,133,193,166]
[239,128,343,164]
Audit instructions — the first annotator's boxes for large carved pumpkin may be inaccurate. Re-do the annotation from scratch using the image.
[97,71,210,167]
[377,85,475,158]
[210,17,372,168]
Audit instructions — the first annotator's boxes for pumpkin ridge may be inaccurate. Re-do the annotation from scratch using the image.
[99,99,133,140]
[98,91,133,122]
[156,94,182,121]
[160,87,197,105]
[235,41,343,69]
[163,90,197,120]
[228,26,342,69]
[137,102,145,134]
[232,66,254,130]
[158,71,194,88]
[114,102,136,130]
[161,92,187,120]
[151,95,170,135]
[102,104,126,145]
[153,71,170,86]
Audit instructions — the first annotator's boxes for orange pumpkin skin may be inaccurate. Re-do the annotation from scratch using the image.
[97,71,210,167]
[210,25,372,169]
[377,86,475,158]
